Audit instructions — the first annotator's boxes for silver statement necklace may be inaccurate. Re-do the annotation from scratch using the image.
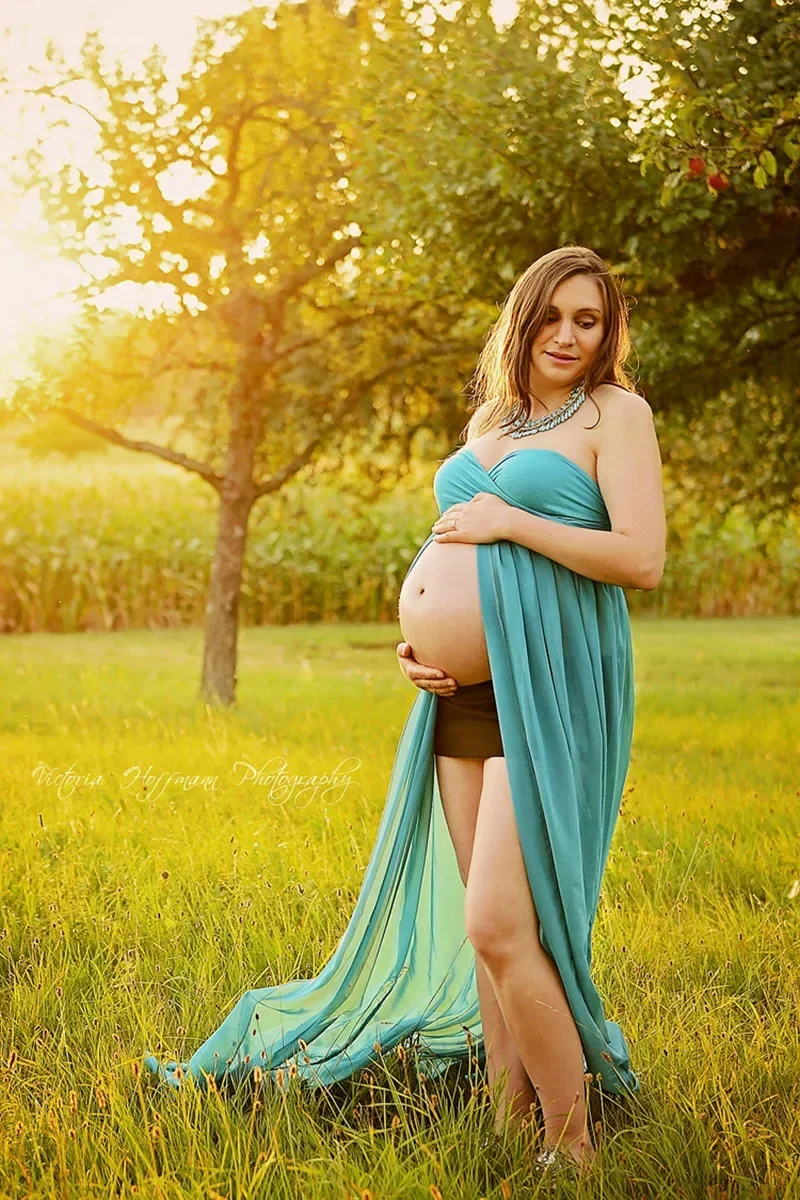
[499,381,586,439]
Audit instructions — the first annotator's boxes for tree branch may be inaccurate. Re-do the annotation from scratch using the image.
[265,234,362,317]
[18,82,106,129]
[50,406,225,492]
[252,343,465,497]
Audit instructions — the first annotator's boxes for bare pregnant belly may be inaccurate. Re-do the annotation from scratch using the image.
[397,541,491,686]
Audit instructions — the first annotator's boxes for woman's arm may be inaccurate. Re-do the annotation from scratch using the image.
[500,393,666,590]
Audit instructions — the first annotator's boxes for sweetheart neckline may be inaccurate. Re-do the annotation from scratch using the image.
[461,445,600,490]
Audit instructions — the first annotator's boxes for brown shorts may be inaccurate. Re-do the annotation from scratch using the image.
[433,677,504,759]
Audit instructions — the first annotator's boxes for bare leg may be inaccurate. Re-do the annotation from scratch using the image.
[435,755,537,1135]
[474,954,537,1134]
[464,755,595,1170]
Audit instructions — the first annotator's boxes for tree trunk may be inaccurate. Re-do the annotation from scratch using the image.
[200,475,255,705]
[201,293,270,705]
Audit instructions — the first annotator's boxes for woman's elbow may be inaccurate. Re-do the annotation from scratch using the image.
[633,554,664,591]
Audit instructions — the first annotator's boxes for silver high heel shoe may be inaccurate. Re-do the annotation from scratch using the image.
[532,1145,581,1189]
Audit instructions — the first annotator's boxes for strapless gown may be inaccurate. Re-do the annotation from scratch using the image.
[144,445,641,1098]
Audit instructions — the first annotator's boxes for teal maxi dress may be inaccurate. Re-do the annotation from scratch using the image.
[144,443,640,1097]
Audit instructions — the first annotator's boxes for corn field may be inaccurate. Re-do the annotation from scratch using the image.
[1,455,798,633]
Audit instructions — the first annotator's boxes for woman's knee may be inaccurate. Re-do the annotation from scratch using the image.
[464,875,544,963]
[464,887,523,962]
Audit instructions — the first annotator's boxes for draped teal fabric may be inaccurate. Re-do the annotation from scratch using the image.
[144,444,640,1098]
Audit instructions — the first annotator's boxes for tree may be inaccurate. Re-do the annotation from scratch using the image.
[12,3,471,704]
[358,0,800,517]
[598,0,800,517]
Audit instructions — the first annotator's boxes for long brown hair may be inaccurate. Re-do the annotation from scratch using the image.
[461,246,639,443]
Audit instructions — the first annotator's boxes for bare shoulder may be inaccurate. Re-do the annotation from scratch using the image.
[589,382,653,422]
[589,384,654,449]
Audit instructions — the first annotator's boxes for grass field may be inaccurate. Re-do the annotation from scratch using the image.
[1,619,799,1198]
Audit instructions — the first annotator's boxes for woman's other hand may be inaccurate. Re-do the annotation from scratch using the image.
[431,492,512,543]
[396,643,457,695]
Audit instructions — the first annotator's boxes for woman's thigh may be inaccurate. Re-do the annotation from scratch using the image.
[434,755,486,886]
[464,755,542,960]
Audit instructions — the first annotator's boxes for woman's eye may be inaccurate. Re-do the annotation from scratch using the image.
[546,316,595,329]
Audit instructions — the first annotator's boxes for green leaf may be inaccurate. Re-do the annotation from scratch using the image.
[781,134,800,162]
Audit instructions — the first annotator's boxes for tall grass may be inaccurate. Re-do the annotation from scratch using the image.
[1,618,799,1196]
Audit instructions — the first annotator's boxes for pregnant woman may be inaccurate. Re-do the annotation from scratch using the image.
[145,245,666,1179]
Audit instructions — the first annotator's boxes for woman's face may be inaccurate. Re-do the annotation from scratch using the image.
[529,273,606,391]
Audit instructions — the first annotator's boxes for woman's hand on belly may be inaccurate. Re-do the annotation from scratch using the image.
[397,642,458,696]
[431,492,512,543]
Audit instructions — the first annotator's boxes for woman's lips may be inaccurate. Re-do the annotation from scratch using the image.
[546,351,577,363]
